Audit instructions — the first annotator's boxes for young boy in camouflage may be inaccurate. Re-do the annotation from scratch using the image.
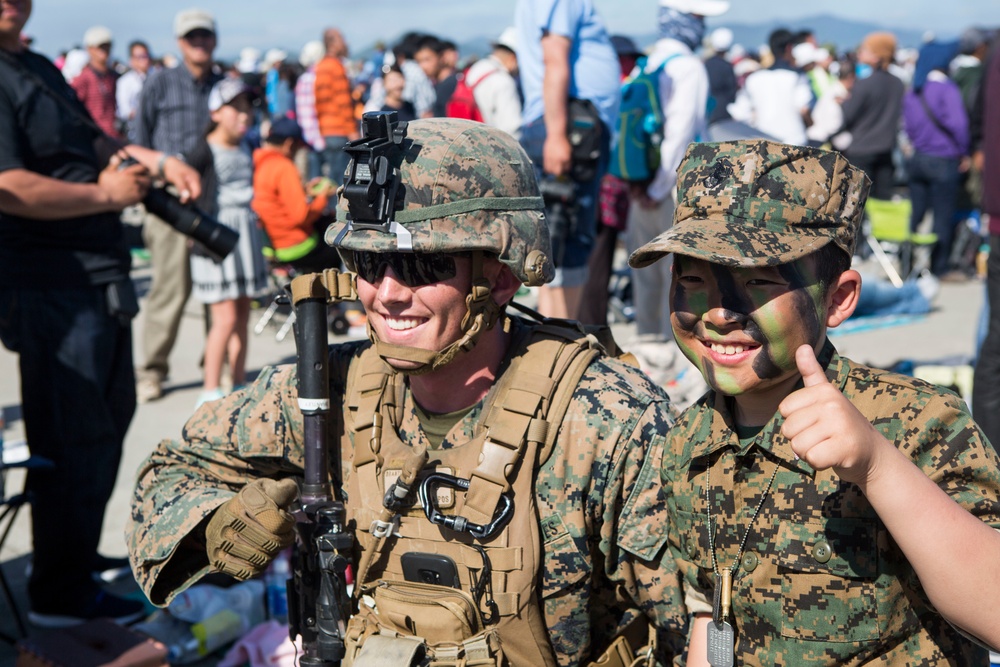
[629,140,1000,665]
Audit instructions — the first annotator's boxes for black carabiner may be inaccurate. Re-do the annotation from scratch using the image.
[470,545,500,626]
[417,472,514,540]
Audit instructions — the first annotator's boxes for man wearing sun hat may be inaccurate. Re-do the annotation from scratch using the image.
[131,8,223,404]
[629,138,1000,663]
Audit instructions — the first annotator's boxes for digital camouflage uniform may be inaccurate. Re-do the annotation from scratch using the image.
[665,339,1000,665]
[128,118,688,666]
[128,334,686,665]
[628,140,1000,665]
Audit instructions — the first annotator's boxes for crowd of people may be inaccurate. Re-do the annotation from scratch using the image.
[3,0,1000,664]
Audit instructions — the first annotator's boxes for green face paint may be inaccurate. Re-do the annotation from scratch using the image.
[670,255,828,400]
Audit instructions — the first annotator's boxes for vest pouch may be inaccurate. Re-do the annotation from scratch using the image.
[371,579,481,645]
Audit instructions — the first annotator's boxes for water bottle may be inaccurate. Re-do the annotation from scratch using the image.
[266,550,290,623]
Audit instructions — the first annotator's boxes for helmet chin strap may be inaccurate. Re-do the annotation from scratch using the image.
[369,251,505,376]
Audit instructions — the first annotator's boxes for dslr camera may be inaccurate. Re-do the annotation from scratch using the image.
[120,157,239,263]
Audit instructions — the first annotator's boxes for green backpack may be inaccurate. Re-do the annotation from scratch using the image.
[608,54,678,183]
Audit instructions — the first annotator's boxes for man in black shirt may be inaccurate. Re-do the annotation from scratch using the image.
[0,0,201,627]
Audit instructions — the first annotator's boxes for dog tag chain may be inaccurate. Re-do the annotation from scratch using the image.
[704,456,779,667]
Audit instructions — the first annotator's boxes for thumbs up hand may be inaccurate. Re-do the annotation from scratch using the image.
[778,345,890,486]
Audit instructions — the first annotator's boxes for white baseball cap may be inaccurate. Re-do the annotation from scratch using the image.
[658,0,730,17]
[493,26,518,52]
[299,40,325,68]
[83,26,113,48]
[174,8,216,38]
[709,27,734,52]
[792,42,818,68]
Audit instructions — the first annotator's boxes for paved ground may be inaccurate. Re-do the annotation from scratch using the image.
[0,258,988,662]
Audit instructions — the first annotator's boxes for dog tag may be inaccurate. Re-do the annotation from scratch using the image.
[706,620,734,667]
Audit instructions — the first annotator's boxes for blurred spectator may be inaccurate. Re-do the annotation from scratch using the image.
[515,0,621,319]
[705,27,737,125]
[131,8,223,403]
[624,0,726,344]
[353,39,386,103]
[0,0,200,626]
[61,47,88,81]
[807,54,856,151]
[795,41,835,102]
[237,46,260,82]
[252,116,342,274]
[315,27,358,184]
[972,30,1000,451]
[439,39,460,72]
[841,31,905,199]
[903,40,969,279]
[729,28,813,145]
[415,34,458,117]
[188,79,269,408]
[263,47,293,119]
[116,40,152,138]
[394,32,437,118]
[294,40,327,180]
[953,27,991,211]
[954,27,990,115]
[461,26,522,137]
[379,64,417,122]
[71,26,119,139]
[578,33,641,327]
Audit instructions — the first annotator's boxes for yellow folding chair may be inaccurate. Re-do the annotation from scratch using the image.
[863,198,937,287]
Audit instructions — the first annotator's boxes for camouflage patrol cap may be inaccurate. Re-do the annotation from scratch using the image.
[628,140,871,269]
[326,118,553,286]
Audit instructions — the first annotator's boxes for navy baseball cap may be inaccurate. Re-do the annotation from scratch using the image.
[268,117,305,143]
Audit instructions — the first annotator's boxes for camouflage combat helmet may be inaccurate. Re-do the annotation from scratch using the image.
[326,116,553,374]
[326,117,553,287]
[629,140,871,269]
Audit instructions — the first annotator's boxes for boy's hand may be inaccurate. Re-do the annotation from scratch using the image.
[778,345,889,487]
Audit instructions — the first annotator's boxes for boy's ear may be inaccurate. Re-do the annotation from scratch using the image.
[825,269,862,328]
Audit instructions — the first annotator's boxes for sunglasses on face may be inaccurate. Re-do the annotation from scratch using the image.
[353,251,462,287]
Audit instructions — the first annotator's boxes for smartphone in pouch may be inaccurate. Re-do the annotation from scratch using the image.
[401,552,461,588]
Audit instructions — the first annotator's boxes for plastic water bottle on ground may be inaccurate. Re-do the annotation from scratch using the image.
[266,549,291,623]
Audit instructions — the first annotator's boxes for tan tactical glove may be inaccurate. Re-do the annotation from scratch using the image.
[205,478,298,580]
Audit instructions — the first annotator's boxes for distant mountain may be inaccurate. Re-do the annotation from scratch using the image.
[712,13,934,54]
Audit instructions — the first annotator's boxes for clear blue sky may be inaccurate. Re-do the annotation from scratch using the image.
[24,0,995,62]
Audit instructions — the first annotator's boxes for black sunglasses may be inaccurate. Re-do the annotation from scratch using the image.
[353,251,462,287]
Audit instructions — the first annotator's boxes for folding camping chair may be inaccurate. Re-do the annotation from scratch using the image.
[862,198,937,287]
[0,439,54,645]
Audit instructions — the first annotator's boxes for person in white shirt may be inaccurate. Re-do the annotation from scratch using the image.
[117,40,152,138]
[728,28,814,145]
[464,27,523,138]
[625,0,727,345]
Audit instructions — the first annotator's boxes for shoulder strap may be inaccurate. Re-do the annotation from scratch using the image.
[918,87,962,151]
[466,66,497,90]
[0,48,120,150]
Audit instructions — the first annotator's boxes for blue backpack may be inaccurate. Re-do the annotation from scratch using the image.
[609,54,679,183]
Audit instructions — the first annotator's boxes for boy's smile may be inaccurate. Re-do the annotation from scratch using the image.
[671,255,829,420]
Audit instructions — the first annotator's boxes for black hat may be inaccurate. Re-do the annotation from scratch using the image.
[269,117,305,143]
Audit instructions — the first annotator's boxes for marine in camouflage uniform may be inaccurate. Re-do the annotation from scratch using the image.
[127,117,687,666]
[629,140,1000,665]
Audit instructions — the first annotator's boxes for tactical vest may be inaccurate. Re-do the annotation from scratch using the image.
[341,318,623,666]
